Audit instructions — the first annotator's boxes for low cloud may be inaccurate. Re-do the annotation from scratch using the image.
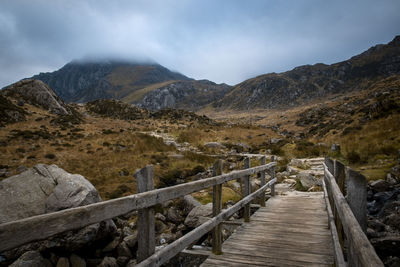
[0,0,399,87]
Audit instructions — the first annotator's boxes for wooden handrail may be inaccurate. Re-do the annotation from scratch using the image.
[0,161,276,252]
[323,163,383,267]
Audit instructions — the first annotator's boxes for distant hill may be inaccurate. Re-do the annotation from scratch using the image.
[213,35,400,110]
[32,60,191,103]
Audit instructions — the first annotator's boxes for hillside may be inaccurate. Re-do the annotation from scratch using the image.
[213,35,400,110]
[32,60,191,103]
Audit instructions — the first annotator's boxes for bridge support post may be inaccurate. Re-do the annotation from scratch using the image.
[243,157,251,222]
[260,156,266,207]
[270,156,276,197]
[135,165,155,265]
[212,160,223,255]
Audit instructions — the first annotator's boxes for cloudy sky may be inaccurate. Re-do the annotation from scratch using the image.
[1,0,399,87]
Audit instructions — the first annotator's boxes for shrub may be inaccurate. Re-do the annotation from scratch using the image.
[45,153,56,159]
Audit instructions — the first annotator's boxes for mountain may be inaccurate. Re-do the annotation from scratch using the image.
[32,60,191,103]
[214,35,400,110]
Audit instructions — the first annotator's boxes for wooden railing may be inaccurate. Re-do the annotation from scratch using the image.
[323,157,383,267]
[0,156,276,267]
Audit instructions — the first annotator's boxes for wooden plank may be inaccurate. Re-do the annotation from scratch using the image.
[136,178,276,267]
[259,156,266,207]
[323,163,383,267]
[270,155,276,196]
[212,160,223,255]
[0,162,276,252]
[136,165,155,264]
[243,157,251,222]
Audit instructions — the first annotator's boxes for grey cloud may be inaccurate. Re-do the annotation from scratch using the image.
[0,0,399,87]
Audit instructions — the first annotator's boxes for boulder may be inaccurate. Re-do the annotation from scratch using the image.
[182,195,202,216]
[270,138,283,144]
[167,207,183,224]
[117,241,132,258]
[297,172,319,190]
[56,257,70,267]
[184,203,213,228]
[124,233,138,249]
[369,179,391,192]
[204,142,224,148]
[10,251,51,267]
[0,164,116,259]
[99,257,118,267]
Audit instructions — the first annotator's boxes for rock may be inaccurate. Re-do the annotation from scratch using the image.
[99,257,118,267]
[124,232,138,248]
[155,213,166,222]
[184,203,213,228]
[69,254,86,267]
[103,236,121,252]
[0,168,8,178]
[126,259,137,267]
[116,257,130,266]
[167,207,183,224]
[10,251,51,267]
[16,165,28,173]
[182,195,201,216]
[158,232,175,245]
[270,138,283,144]
[371,235,400,257]
[282,178,297,186]
[297,172,319,190]
[231,182,241,192]
[2,79,71,115]
[204,142,224,148]
[370,179,391,192]
[122,226,134,238]
[56,257,70,267]
[155,219,168,234]
[287,166,300,175]
[331,144,341,152]
[117,241,132,258]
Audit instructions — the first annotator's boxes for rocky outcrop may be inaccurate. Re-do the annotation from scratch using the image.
[138,80,231,111]
[2,79,72,115]
[0,94,26,126]
[85,99,149,120]
[214,35,400,110]
[32,60,191,103]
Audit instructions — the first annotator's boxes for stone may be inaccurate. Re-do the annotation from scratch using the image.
[270,138,283,144]
[231,182,241,192]
[282,178,297,186]
[155,219,168,234]
[158,232,175,245]
[204,142,224,148]
[102,236,121,252]
[99,257,118,267]
[116,257,130,266]
[297,172,319,190]
[117,241,132,258]
[56,257,70,267]
[167,207,183,224]
[126,259,137,267]
[184,203,213,228]
[182,195,201,216]
[123,232,138,248]
[370,179,391,192]
[331,144,341,152]
[122,226,134,238]
[69,254,86,267]
[155,212,166,222]
[10,251,51,267]
[371,235,400,257]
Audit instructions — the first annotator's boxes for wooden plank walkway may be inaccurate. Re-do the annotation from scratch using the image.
[201,191,334,267]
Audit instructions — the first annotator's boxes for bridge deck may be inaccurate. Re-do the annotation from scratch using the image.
[201,191,334,267]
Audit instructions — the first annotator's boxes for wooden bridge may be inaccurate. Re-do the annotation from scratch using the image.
[0,157,384,266]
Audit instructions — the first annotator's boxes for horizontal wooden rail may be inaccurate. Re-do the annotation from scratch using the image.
[136,178,277,267]
[323,163,383,267]
[0,162,276,252]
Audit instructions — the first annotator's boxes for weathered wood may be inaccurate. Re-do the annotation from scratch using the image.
[0,162,276,252]
[243,157,251,222]
[346,167,367,233]
[333,160,346,251]
[136,165,155,264]
[136,179,276,267]
[322,178,346,267]
[270,155,276,196]
[323,164,383,267]
[259,156,266,207]
[202,191,334,267]
[212,160,223,255]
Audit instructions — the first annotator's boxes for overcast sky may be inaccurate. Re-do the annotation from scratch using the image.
[1,0,399,87]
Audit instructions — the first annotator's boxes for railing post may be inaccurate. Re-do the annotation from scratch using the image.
[259,156,266,207]
[270,156,275,197]
[212,159,223,255]
[243,157,251,222]
[135,165,155,264]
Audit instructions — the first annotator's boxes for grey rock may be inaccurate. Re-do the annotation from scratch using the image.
[102,236,121,252]
[370,179,390,192]
[69,254,86,267]
[182,195,201,216]
[124,232,138,248]
[122,226,134,238]
[126,259,137,267]
[117,241,132,258]
[155,213,166,222]
[155,219,168,234]
[184,203,213,228]
[10,251,51,267]
[270,138,283,144]
[56,257,70,267]
[167,207,183,224]
[116,256,130,266]
[99,257,118,267]
[2,79,71,115]
[297,172,319,190]
[204,142,224,148]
